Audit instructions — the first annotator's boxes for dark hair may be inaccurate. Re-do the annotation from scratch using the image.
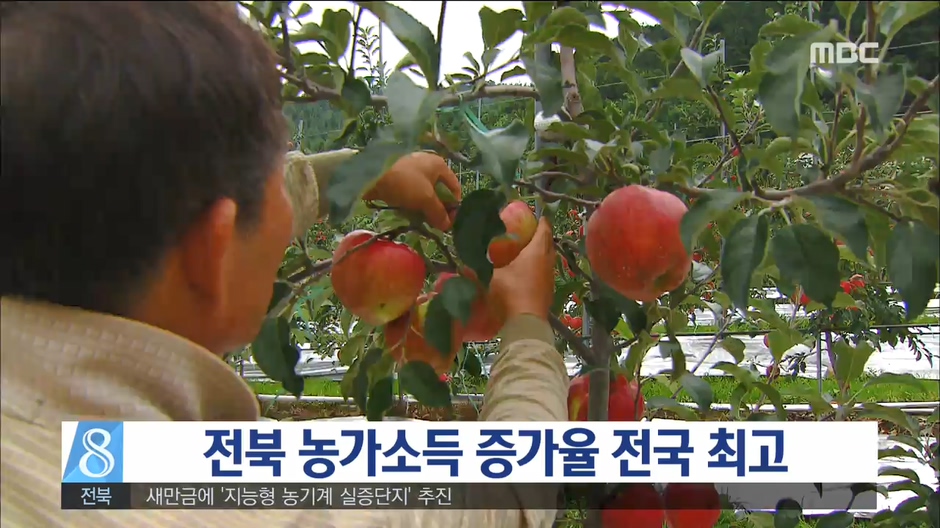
[1,2,288,315]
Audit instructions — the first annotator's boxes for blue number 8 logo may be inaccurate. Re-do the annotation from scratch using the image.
[78,428,115,478]
[62,422,124,484]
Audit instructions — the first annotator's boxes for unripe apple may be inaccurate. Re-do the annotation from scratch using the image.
[487,200,538,268]
[331,230,426,326]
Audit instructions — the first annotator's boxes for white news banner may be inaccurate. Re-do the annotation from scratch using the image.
[62,421,878,485]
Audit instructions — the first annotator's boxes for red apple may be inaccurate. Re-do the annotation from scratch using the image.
[568,373,645,421]
[602,483,665,528]
[850,274,865,289]
[487,200,538,268]
[663,483,722,528]
[384,293,462,375]
[332,230,426,326]
[433,271,505,342]
[586,186,692,303]
[562,257,576,278]
[798,292,810,306]
[567,316,583,331]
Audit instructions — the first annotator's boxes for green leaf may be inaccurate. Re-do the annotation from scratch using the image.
[542,6,590,31]
[523,1,554,22]
[814,512,854,528]
[460,348,483,377]
[679,372,713,412]
[680,190,746,253]
[880,466,922,486]
[779,385,834,416]
[927,491,939,528]
[645,396,700,420]
[339,334,366,366]
[836,2,859,25]
[399,361,452,407]
[880,2,939,40]
[855,65,906,140]
[326,141,409,225]
[771,224,841,308]
[479,7,523,49]
[341,76,373,116]
[862,373,929,393]
[385,72,444,144]
[766,328,802,364]
[721,214,770,311]
[352,347,385,411]
[859,403,922,436]
[752,381,788,421]
[833,338,875,387]
[358,1,440,86]
[425,295,455,358]
[453,189,507,286]
[319,9,353,61]
[774,498,802,528]
[649,145,673,176]
[522,53,563,117]
[598,283,648,335]
[649,77,705,101]
[806,196,871,261]
[832,291,857,309]
[720,337,746,364]
[366,376,394,421]
[467,120,530,189]
[251,316,303,398]
[617,2,685,42]
[756,28,833,136]
[887,220,940,320]
[439,276,478,325]
[759,14,823,37]
[680,48,721,88]
[265,281,294,315]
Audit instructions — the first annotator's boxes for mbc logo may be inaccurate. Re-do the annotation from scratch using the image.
[810,42,880,65]
[62,422,125,483]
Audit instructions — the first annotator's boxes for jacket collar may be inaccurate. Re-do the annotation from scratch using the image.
[0,296,260,426]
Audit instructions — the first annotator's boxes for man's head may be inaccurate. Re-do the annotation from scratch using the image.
[1,2,294,354]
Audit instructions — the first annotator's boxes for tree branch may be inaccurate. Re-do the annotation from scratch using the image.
[282,72,539,107]
[517,180,599,207]
[280,5,294,74]
[348,7,364,74]
[549,314,593,361]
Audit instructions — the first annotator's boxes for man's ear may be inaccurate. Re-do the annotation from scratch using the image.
[178,197,239,307]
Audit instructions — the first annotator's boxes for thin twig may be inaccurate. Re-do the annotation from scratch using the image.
[550,314,593,361]
[437,2,447,87]
[707,87,753,191]
[280,5,293,74]
[348,7,363,74]
[516,181,599,207]
[281,71,539,107]
[414,225,459,270]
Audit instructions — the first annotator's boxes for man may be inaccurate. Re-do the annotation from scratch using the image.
[0,3,568,527]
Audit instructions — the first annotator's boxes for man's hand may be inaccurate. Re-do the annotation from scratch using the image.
[364,152,462,231]
[490,217,556,321]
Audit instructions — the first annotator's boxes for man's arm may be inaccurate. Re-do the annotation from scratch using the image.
[481,315,569,422]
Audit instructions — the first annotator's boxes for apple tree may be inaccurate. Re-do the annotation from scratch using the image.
[239,1,938,526]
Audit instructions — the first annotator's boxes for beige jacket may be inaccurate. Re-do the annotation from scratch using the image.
[0,150,570,528]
